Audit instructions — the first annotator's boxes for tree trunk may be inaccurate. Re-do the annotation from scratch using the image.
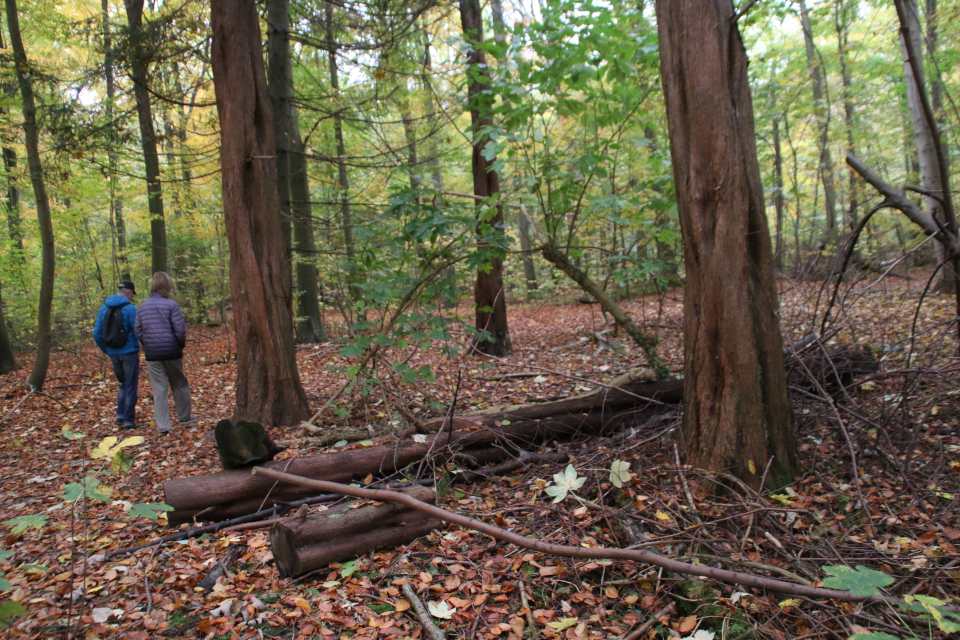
[773,116,785,269]
[518,209,538,291]
[291,112,326,343]
[5,0,54,390]
[324,1,361,307]
[1,147,23,258]
[798,0,839,243]
[0,284,18,374]
[124,0,167,274]
[267,0,294,254]
[210,0,311,426]
[835,0,861,234]
[101,0,129,282]
[899,0,952,292]
[460,0,512,357]
[655,0,796,489]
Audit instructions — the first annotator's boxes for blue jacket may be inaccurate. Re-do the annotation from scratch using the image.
[134,292,186,361]
[94,295,139,356]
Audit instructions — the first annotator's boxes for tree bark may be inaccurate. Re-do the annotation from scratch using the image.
[290,112,326,342]
[460,0,512,357]
[655,0,796,489]
[210,0,311,426]
[772,116,785,269]
[798,0,839,242]
[124,0,168,274]
[101,0,129,282]
[324,1,362,307]
[0,285,18,374]
[518,208,538,291]
[270,486,436,577]
[5,0,54,390]
[267,0,294,254]
[835,0,861,234]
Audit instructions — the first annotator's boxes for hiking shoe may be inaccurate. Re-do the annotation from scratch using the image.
[115,419,124,426]
[122,423,140,430]
[179,417,198,426]
[157,429,171,436]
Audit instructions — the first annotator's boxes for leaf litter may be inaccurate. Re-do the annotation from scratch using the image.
[0,277,957,639]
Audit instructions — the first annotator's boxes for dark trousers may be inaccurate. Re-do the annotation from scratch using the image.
[110,353,140,426]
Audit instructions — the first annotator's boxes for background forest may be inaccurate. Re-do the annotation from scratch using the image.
[0,0,954,356]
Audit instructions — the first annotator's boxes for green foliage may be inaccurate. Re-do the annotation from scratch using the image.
[127,503,175,521]
[0,600,28,628]
[2,515,47,535]
[63,475,112,503]
[821,565,894,596]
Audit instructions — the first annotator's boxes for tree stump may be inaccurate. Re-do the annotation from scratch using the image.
[215,419,284,469]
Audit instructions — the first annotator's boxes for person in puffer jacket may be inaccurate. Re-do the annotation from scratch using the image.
[134,272,197,435]
[93,281,140,429]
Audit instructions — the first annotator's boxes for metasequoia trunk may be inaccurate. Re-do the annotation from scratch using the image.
[270,486,437,577]
[210,0,311,426]
[124,0,167,274]
[798,0,839,242]
[459,0,511,356]
[267,0,294,253]
[5,0,54,390]
[655,0,796,488]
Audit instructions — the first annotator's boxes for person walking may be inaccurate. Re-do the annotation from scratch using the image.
[94,280,140,429]
[134,272,197,435]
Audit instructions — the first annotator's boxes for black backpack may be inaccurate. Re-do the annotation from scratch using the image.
[101,304,129,349]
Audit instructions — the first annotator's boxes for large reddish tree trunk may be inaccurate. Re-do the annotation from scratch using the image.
[210,0,310,426]
[459,0,511,357]
[655,0,796,488]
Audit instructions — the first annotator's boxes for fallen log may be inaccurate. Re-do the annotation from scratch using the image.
[164,378,682,525]
[270,485,437,577]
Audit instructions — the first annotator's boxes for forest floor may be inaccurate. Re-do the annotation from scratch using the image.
[0,273,958,640]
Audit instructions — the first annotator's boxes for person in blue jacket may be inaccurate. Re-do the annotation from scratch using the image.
[93,280,140,429]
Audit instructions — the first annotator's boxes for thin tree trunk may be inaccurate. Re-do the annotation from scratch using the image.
[324,1,361,306]
[291,110,326,343]
[124,0,167,274]
[798,0,839,243]
[5,0,55,390]
[1,148,22,258]
[210,0,311,426]
[102,0,130,283]
[420,30,444,192]
[0,284,17,374]
[460,0,512,357]
[656,0,796,489]
[835,0,860,234]
[517,210,538,291]
[773,116,785,269]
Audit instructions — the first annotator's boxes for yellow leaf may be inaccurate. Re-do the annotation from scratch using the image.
[296,598,312,614]
[748,460,757,475]
[395,599,411,612]
[547,617,578,631]
[778,598,800,609]
[655,510,671,522]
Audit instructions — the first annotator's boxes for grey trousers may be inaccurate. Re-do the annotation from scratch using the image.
[145,359,192,432]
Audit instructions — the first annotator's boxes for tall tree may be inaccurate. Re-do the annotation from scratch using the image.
[655,0,796,488]
[102,0,130,282]
[324,1,361,307]
[5,0,55,390]
[124,0,168,273]
[0,284,17,375]
[834,0,861,233]
[210,0,312,426]
[898,0,952,292]
[459,0,512,356]
[267,0,325,342]
[798,0,840,242]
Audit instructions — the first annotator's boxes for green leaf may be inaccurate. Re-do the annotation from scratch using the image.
[821,565,893,596]
[128,503,174,521]
[4,515,47,535]
[0,600,27,627]
[0,579,10,592]
[340,560,360,578]
[848,633,901,640]
[63,476,113,503]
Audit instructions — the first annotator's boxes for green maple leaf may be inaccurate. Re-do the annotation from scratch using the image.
[544,465,586,503]
[128,503,174,521]
[3,515,47,535]
[821,565,893,596]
